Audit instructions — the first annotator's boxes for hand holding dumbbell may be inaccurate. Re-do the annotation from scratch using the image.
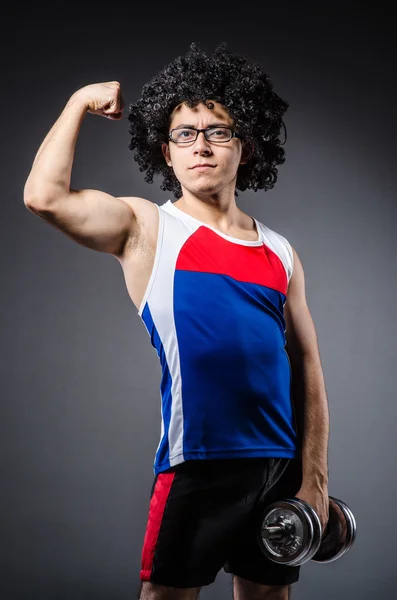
[257,496,356,567]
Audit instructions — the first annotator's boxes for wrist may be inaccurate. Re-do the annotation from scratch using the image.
[301,474,329,490]
[67,90,90,113]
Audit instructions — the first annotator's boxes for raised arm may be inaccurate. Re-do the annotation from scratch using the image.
[23,82,142,258]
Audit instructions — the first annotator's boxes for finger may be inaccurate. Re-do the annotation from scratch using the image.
[104,104,122,116]
[103,95,119,113]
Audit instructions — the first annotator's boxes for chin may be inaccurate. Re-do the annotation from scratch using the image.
[189,181,221,194]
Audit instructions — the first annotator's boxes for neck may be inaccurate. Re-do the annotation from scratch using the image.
[175,187,240,228]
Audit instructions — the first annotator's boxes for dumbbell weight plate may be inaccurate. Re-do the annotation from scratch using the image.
[288,497,323,562]
[312,496,357,563]
[258,498,322,567]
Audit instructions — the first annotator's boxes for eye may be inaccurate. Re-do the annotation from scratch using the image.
[207,127,231,141]
[174,128,196,141]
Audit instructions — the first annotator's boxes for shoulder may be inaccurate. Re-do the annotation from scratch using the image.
[117,196,160,231]
[117,196,159,220]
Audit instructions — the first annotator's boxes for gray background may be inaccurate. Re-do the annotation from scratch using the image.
[3,3,396,598]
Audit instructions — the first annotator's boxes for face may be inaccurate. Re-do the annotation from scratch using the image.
[162,101,252,197]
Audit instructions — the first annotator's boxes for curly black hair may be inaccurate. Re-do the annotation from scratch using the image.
[127,42,288,198]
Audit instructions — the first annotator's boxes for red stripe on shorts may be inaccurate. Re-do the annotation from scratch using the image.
[140,471,176,580]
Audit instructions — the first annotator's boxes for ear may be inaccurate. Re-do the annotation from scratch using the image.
[240,141,254,165]
[162,142,172,167]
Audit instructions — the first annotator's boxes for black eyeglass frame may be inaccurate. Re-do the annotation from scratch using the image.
[168,126,244,144]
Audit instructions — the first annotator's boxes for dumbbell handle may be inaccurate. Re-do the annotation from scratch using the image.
[263,518,330,542]
[262,525,285,539]
[262,518,294,540]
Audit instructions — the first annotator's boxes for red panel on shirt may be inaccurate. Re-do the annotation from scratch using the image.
[175,226,288,295]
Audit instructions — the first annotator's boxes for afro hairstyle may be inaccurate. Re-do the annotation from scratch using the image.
[127,41,288,198]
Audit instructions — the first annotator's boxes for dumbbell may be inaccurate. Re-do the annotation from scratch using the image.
[257,496,357,567]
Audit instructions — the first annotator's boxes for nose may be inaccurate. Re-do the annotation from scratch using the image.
[193,130,212,154]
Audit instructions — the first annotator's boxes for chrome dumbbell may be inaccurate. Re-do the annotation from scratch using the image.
[257,496,357,567]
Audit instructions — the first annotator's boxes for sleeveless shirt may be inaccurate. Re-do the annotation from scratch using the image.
[138,200,299,475]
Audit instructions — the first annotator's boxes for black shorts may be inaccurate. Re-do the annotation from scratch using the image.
[140,456,303,589]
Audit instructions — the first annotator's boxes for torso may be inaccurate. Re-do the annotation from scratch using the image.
[115,197,260,312]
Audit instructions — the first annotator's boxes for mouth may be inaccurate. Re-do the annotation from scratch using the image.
[191,164,216,171]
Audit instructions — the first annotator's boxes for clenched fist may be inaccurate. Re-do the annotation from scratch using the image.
[72,81,125,120]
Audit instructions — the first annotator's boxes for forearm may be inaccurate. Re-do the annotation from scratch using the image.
[291,354,330,488]
[24,92,89,202]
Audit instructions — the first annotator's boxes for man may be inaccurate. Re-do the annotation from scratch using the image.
[24,42,329,600]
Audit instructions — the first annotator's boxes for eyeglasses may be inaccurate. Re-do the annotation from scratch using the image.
[169,126,243,144]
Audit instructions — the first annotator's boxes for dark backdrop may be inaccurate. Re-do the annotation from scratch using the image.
[3,3,396,598]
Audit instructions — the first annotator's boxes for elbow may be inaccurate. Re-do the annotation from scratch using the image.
[23,179,42,207]
[23,182,58,209]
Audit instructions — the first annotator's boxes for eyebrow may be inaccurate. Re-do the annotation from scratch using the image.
[172,122,232,129]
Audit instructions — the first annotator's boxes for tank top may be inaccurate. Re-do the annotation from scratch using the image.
[138,200,299,475]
